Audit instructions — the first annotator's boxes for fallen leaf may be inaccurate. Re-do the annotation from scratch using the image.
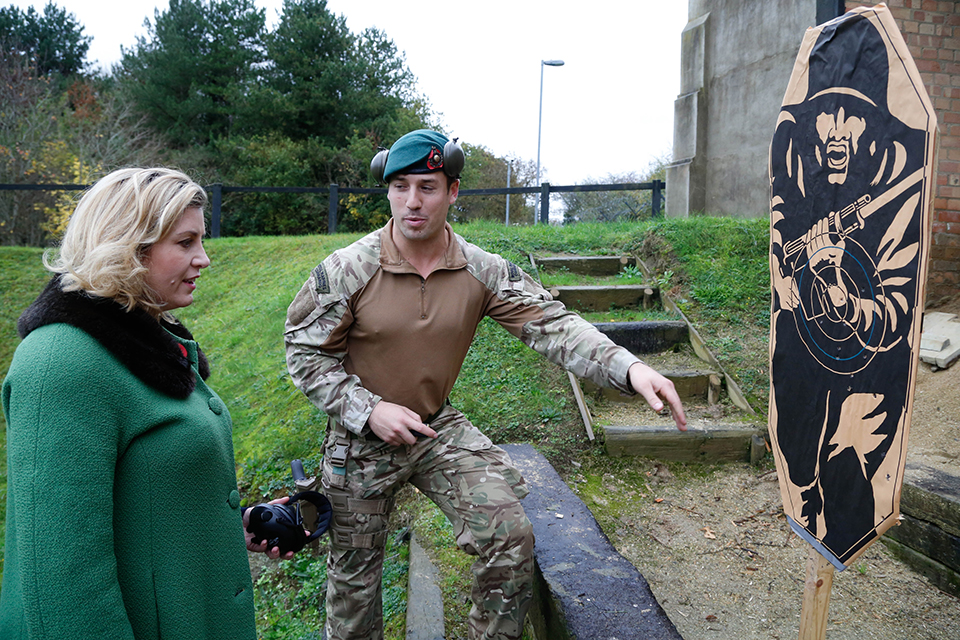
[706,614,718,622]
[702,527,717,539]
[655,498,664,503]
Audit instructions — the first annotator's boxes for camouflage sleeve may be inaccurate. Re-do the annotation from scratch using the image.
[284,247,381,436]
[461,239,641,395]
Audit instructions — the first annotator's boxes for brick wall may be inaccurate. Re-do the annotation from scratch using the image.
[845,0,960,303]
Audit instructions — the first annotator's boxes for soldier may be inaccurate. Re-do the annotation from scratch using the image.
[285,129,687,640]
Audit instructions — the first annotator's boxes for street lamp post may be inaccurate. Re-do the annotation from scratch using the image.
[536,59,564,224]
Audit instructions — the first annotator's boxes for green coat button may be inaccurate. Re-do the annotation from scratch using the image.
[208,397,224,415]
[228,490,241,509]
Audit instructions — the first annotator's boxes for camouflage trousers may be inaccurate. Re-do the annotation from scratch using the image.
[320,405,534,640]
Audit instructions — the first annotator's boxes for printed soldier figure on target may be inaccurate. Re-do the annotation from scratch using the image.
[769,7,936,569]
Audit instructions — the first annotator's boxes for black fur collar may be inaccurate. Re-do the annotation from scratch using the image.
[18,277,210,399]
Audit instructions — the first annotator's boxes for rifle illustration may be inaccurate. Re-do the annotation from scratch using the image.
[782,167,924,259]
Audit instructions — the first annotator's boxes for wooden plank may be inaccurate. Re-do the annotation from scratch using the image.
[635,257,756,415]
[798,547,834,640]
[901,464,960,538]
[592,321,688,354]
[880,536,960,599]
[567,371,595,441]
[583,370,715,404]
[884,512,960,574]
[549,285,658,312]
[602,425,758,462]
[534,255,633,276]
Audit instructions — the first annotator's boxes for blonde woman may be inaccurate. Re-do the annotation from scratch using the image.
[1,168,285,639]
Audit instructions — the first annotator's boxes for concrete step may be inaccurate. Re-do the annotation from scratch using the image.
[548,284,660,312]
[919,312,960,369]
[535,254,636,276]
[502,443,683,640]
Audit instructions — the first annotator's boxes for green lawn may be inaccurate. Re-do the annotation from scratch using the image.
[0,218,772,637]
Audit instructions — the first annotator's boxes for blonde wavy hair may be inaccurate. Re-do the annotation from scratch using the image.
[46,168,207,316]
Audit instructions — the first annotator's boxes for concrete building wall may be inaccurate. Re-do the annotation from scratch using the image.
[844,0,960,302]
[666,1,816,218]
[668,0,960,301]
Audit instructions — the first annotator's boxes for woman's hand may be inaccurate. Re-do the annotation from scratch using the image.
[243,496,303,560]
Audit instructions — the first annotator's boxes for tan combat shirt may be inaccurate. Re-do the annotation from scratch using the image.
[285,221,640,436]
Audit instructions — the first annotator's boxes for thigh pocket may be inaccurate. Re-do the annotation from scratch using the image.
[440,434,529,502]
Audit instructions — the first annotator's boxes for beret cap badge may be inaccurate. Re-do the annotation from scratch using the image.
[426,147,443,170]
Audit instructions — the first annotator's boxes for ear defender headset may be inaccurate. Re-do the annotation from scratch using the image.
[246,491,332,555]
[370,137,465,184]
[244,460,332,555]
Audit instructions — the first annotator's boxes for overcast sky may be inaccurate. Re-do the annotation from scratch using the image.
[11,0,688,187]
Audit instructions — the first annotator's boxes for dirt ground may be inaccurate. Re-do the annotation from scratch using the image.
[591,296,960,639]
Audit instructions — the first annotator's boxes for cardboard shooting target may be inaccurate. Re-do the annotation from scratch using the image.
[768,4,937,570]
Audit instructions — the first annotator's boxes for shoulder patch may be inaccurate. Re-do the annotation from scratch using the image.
[507,261,523,283]
[313,263,330,294]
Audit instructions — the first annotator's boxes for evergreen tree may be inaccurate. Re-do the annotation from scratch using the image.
[118,0,266,146]
[0,2,90,77]
[263,0,419,146]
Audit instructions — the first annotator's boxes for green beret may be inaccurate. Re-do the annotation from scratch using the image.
[383,129,451,181]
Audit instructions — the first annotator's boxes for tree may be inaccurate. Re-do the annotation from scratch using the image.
[41,76,166,238]
[0,48,61,245]
[0,2,90,77]
[453,144,536,225]
[561,156,669,224]
[62,77,165,175]
[261,0,421,147]
[118,0,266,146]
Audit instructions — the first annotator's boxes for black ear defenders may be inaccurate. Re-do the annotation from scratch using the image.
[369,137,465,184]
[246,490,332,555]
[369,146,390,183]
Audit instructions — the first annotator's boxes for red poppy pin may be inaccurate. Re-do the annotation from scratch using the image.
[426,147,443,170]
[178,344,188,358]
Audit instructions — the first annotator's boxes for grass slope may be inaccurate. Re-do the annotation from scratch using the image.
[0,218,771,637]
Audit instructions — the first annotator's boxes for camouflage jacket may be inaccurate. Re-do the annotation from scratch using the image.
[285,222,640,435]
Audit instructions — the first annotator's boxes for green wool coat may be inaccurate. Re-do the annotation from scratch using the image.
[1,281,256,640]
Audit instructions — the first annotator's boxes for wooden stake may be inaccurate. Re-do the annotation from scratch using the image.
[567,371,595,441]
[798,546,835,640]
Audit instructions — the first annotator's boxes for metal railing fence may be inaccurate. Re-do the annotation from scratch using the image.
[0,179,664,239]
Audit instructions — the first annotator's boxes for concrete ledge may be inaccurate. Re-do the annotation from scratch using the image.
[502,443,682,640]
[919,312,960,369]
[406,533,445,640]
